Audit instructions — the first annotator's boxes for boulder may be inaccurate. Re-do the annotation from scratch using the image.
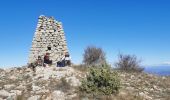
[0,90,11,98]
[10,90,22,95]
[66,76,81,87]
[9,75,17,80]
[4,84,15,90]
[15,85,26,90]
[32,86,41,91]
[28,95,40,100]
[52,90,65,100]
[139,92,152,100]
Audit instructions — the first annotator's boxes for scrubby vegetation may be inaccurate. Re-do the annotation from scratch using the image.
[115,54,144,72]
[79,47,145,98]
[72,64,88,72]
[79,64,121,96]
[1,46,170,100]
[83,46,106,66]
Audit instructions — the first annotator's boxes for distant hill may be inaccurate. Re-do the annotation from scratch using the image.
[144,65,170,76]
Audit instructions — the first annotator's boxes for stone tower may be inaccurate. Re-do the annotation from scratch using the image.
[28,15,69,64]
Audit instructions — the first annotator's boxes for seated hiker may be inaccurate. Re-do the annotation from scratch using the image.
[57,61,62,67]
[28,56,42,71]
[28,63,36,72]
[57,61,60,67]
[64,53,71,66]
[36,56,43,66]
[60,53,71,67]
[43,53,52,67]
[59,56,65,67]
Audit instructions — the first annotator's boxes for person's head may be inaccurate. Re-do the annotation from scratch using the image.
[65,54,69,57]
[38,56,41,59]
[46,53,50,56]
[65,52,69,57]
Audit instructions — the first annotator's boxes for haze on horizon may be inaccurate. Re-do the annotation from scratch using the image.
[0,0,170,68]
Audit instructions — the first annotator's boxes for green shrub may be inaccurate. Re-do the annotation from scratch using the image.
[115,54,144,72]
[80,65,120,95]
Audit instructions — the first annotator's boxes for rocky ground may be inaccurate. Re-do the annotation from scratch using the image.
[118,71,170,100]
[0,66,84,100]
[0,66,170,100]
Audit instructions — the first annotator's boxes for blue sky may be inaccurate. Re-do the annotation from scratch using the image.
[0,0,170,67]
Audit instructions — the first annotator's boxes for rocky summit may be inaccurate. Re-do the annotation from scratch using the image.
[0,66,84,100]
[0,66,170,100]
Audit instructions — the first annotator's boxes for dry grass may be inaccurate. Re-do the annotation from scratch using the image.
[72,64,89,72]
[48,77,73,92]
[57,77,72,92]
[75,92,144,100]
[16,93,26,100]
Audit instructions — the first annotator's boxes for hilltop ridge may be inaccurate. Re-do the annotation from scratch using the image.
[0,66,169,100]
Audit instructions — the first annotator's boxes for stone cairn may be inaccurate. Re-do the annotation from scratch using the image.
[28,15,69,65]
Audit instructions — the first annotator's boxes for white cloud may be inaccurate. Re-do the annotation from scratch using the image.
[148,61,170,66]
[162,61,170,65]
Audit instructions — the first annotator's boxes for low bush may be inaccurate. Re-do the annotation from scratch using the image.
[83,46,106,66]
[115,54,144,72]
[79,64,120,96]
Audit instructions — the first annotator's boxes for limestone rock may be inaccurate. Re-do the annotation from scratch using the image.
[35,89,49,95]
[10,90,22,95]
[32,86,41,91]
[66,76,81,87]
[15,85,26,90]
[52,90,65,100]
[0,90,11,98]
[9,75,17,80]
[4,84,15,90]
[139,92,152,100]
[1,63,169,99]
[28,95,41,100]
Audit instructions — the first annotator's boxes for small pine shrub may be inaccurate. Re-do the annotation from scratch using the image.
[79,65,120,95]
[115,54,144,72]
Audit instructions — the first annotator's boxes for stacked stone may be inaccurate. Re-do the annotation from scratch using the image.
[28,15,69,64]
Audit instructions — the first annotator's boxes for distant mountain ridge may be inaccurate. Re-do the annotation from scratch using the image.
[144,65,170,76]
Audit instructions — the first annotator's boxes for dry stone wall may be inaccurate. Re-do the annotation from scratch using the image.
[28,15,69,64]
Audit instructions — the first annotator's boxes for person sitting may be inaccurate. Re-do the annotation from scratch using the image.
[28,56,43,71]
[36,56,43,66]
[57,60,63,67]
[28,63,36,72]
[56,53,71,67]
[43,53,52,67]
[59,56,65,67]
[64,53,71,66]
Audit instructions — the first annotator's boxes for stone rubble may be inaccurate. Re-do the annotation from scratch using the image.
[0,90,11,98]
[0,65,169,100]
[0,66,83,100]
[51,90,65,100]
[119,71,170,100]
